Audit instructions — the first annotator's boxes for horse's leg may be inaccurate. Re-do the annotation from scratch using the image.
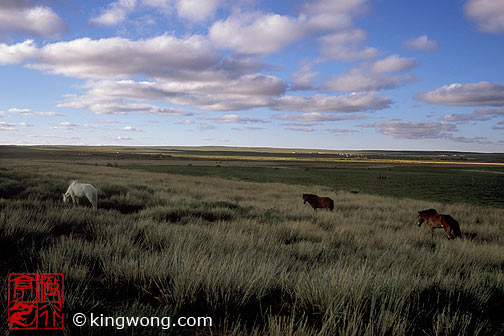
[444,225,453,240]
[71,195,77,206]
[87,195,94,209]
[427,220,435,238]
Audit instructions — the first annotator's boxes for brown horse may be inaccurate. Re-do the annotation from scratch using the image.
[302,194,334,211]
[417,208,462,239]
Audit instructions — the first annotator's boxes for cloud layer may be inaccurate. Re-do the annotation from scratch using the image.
[272,92,391,113]
[0,30,393,116]
[362,120,456,139]
[0,0,500,149]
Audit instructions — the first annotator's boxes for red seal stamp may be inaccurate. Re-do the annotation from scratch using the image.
[8,273,64,330]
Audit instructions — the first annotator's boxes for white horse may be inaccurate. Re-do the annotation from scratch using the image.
[63,180,98,209]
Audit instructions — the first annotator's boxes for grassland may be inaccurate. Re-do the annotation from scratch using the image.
[1,146,504,335]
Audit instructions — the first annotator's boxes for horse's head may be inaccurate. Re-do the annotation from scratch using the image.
[302,194,308,204]
[63,193,69,203]
[417,212,426,227]
[417,209,437,226]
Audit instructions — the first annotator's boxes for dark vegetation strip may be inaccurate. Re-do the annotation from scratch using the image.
[120,164,504,208]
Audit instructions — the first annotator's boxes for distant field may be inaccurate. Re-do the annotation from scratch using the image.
[2,146,503,207]
[3,145,504,163]
[1,148,503,335]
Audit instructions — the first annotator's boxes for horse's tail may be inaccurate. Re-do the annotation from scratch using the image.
[445,215,462,238]
[93,187,98,209]
[329,198,334,211]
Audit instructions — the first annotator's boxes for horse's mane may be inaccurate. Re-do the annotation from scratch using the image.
[65,180,78,193]
[418,208,438,215]
[303,194,319,201]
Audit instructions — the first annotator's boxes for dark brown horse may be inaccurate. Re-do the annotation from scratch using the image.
[417,208,462,239]
[302,194,334,211]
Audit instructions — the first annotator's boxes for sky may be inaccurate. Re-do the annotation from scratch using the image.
[0,0,503,152]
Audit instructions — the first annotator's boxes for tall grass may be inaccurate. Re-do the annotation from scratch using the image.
[0,161,503,335]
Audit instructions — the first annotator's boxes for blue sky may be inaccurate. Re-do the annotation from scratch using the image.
[0,0,503,151]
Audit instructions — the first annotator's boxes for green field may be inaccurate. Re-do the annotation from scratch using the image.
[1,146,504,335]
[121,164,504,208]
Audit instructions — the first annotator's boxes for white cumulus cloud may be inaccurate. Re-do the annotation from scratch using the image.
[0,122,17,131]
[272,92,391,113]
[475,107,504,115]
[442,113,491,122]
[371,54,417,73]
[274,112,365,122]
[89,0,137,26]
[7,107,59,116]
[121,125,142,131]
[0,40,37,65]
[493,121,504,130]
[416,82,504,106]
[176,0,221,22]
[317,29,377,61]
[0,2,64,38]
[323,55,417,92]
[209,0,373,59]
[403,35,438,50]
[200,114,266,124]
[464,0,504,33]
[52,121,78,130]
[29,34,218,79]
[362,120,456,139]
[209,12,306,55]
